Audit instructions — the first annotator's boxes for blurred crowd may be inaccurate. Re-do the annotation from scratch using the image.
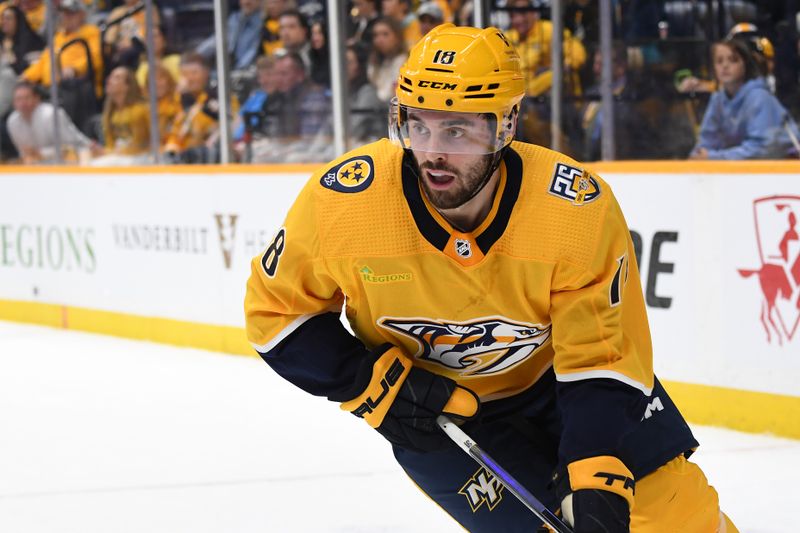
[0,0,798,165]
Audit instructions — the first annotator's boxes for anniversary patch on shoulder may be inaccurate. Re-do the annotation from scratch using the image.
[320,155,375,193]
[548,162,601,205]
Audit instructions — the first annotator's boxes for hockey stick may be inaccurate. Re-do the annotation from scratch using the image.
[437,416,573,533]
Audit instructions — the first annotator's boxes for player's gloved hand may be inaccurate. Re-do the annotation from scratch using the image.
[330,343,479,453]
[552,456,634,533]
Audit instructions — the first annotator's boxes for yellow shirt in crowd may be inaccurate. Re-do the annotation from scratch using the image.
[104,101,150,155]
[505,20,586,97]
[22,24,104,97]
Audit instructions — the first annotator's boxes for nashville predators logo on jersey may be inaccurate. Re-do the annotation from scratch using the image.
[548,162,601,205]
[379,316,551,376]
[320,155,374,193]
[459,466,504,512]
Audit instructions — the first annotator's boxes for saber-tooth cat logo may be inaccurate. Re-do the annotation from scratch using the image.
[379,316,551,376]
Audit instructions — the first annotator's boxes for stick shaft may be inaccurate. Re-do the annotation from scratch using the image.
[437,416,573,533]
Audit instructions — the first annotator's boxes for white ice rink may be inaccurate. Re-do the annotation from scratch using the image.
[1,321,797,533]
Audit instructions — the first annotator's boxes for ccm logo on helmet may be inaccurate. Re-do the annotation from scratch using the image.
[418,80,457,90]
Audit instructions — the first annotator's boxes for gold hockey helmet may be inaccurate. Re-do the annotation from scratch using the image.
[390,24,525,154]
[727,22,775,60]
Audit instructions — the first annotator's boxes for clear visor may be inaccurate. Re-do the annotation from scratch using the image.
[389,98,502,155]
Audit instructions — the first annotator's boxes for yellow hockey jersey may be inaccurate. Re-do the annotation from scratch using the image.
[244,138,703,476]
[245,139,653,403]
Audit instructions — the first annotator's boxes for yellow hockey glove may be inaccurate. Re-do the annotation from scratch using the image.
[553,456,634,533]
[333,344,479,452]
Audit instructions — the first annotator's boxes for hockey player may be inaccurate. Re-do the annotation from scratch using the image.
[245,24,738,532]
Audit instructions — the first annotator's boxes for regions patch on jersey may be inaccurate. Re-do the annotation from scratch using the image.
[548,162,601,205]
[320,155,374,193]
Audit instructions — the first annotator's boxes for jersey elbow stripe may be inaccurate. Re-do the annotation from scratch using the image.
[555,369,653,396]
[249,310,334,354]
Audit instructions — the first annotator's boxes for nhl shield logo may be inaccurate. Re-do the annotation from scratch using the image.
[737,195,800,344]
[455,239,472,258]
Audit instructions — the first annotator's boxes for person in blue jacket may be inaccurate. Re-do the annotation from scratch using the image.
[690,38,800,160]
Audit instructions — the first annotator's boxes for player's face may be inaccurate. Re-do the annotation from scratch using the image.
[408,110,496,210]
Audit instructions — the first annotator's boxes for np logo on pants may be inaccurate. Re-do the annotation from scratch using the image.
[459,467,504,512]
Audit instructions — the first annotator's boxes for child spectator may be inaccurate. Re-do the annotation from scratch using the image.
[690,38,800,160]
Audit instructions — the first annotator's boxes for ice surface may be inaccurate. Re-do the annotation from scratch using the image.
[0,322,797,532]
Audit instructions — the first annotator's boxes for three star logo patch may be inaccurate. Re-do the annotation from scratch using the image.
[320,156,375,193]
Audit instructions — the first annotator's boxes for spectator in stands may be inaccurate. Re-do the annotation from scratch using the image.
[504,0,586,97]
[346,42,384,145]
[276,9,311,72]
[164,52,222,163]
[144,63,180,150]
[135,24,179,91]
[417,2,444,37]
[197,0,262,71]
[382,0,421,51]
[273,50,329,138]
[309,18,329,88]
[0,5,44,116]
[17,0,44,36]
[578,43,665,160]
[92,66,150,165]
[104,0,160,70]
[690,38,800,160]
[233,54,276,147]
[260,0,287,56]
[368,17,407,103]
[347,0,380,48]
[21,0,103,98]
[6,81,96,163]
[254,50,331,162]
